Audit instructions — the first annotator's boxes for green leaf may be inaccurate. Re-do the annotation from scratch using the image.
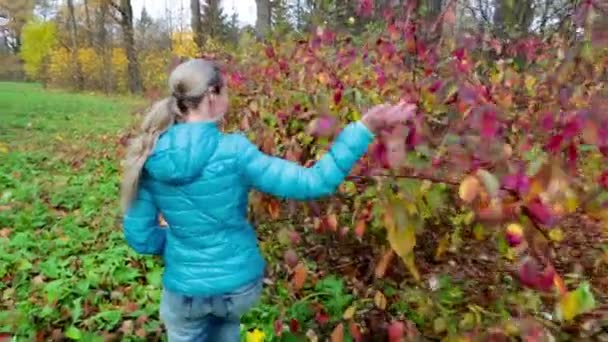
[64,326,82,340]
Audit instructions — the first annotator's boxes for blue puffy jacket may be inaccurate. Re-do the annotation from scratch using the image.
[123,120,374,296]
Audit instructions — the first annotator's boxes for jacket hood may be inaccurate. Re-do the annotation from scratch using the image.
[143,122,220,184]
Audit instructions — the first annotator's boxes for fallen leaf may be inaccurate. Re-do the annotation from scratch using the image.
[349,322,364,342]
[354,219,366,238]
[343,306,356,320]
[326,213,338,232]
[0,228,11,238]
[374,291,387,310]
[387,321,405,342]
[330,323,344,342]
[293,263,307,290]
[374,249,394,278]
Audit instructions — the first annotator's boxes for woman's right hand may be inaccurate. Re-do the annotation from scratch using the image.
[361,101,417,134]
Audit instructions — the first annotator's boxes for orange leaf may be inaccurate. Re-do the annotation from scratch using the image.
[330,323,344,342]
[326,214,338,232]
[459,175,480,203]
[354,219,366,238]
[293,263,307,290]
[375,249,394,279]
[267,199,280,219]
[349,322,363,342]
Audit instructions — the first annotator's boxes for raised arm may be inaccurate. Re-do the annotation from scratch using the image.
[237,120,374,200]
[123,183,166,255]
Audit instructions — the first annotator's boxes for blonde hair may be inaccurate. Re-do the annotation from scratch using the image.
[120,58,224,211]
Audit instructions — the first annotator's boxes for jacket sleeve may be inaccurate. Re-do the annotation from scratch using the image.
[123,184,166,255]
[237,121,374,200]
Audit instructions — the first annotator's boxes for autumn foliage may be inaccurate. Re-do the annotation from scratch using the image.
[15,0,608,340]
[211,3,607,339]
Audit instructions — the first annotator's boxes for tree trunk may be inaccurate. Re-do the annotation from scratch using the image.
[255,0,272,38]
[97,0,113,93]
[190,0,204,50]
[119,0,143,94]
[493,0,534,38]
[67,0,85,90]
[83,0,93,46]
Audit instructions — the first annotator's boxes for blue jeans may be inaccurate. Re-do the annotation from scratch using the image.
[159,278,263,342]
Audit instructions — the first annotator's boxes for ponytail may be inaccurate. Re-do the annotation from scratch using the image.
[120,97,183,211]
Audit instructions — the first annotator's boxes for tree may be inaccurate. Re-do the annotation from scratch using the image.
[255,0,271,37]
[272,0,293,33]
[0,0,36,52]
[190,0,203,49]
[136,6,154,50]
[201,0,229,40]
[493,0,535,38]
[95,0,112,93]
[109,0,143,94]
[20,19,56,82]
[67,0,84,90]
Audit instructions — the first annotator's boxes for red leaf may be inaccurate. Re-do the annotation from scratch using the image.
[284,250,299,268]
[480,110,499,138]
[599,171,608,189]
[357,0,374,17]
[289,318,300,333]
[265,45,276,59]
[274,319,284,336]
[563,116,583,139]
[517,257,556,292]
[370,142,390,169]
[502,171,530,195]
[545,134,564,153]
[333,89,343,105]
[387,321,405,342]
[315,309,330,325]
[526,198,556,226]
[540,112,554,130]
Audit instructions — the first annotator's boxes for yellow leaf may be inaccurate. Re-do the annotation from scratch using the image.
[384,197,420,281]
[524,75,537,92]
[549,228,564,243]
[403,252,420,281]
[556,282,596,321]
[246,329,265,342]
[435,234,450,261]
[0,143,8,154]
[343,306,356,320]
[374,291,387,310]
[459,175,480,203]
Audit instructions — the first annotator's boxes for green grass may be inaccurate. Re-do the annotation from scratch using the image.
[0,83,165,341]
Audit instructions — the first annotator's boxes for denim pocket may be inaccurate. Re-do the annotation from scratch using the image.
[222,279,263,319]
